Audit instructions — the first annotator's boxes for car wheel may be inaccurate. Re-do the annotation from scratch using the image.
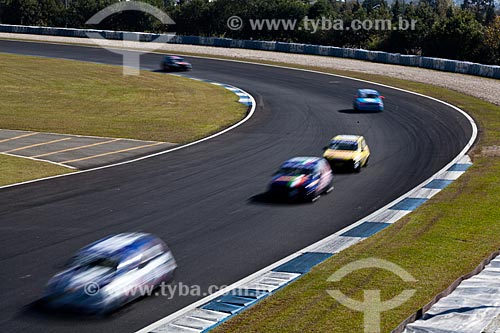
[324,181,334,194]
[307,191,320,203]
[167,269,176,283]
[158,269,176,287]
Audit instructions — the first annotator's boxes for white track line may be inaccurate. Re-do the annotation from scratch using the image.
[2,152,77,170]
[0,127,172,143]
[0,85,256,190]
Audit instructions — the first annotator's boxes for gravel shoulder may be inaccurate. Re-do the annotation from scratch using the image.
[1,32,498,106]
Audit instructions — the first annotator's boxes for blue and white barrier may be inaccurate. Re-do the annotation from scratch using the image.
[1,23,499,80]
[171,74,254,108]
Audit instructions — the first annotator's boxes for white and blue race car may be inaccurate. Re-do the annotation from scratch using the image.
[42,233,177,314]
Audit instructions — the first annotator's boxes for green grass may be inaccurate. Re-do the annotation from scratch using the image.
[0,53,246,143]
[207,66,500,332]
[0,52,246,186]
[0,154,73,186]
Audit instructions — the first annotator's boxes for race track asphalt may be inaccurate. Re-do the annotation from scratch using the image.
[0,40,473,332]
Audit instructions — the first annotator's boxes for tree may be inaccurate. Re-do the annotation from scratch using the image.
[362,0,388,13]
[436,0,453,17]
[484,16,500,63]
[308,0,335,18]
[342,1,371,48]
[99,0,171,32]
[463,0,496,23]
[0,0,64,26]
[205,0,252,38]
[423,9,484,61]
[66,0,116,29]
[245,0,308,41]
[171,0,213,36]
[392,0,404,17]
[381,2,437,54]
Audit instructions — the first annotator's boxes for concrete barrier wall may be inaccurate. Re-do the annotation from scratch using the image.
[1,23,499,79]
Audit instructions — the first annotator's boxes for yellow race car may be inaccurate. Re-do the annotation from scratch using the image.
[323,135,370,172]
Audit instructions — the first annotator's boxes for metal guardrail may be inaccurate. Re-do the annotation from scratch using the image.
[1,23,499,79]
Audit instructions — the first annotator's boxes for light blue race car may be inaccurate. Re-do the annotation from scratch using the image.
[353,89,384,111]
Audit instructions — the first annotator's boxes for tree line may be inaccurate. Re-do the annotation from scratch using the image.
[0,0,499,65]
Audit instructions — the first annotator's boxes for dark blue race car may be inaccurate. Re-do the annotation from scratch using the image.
[42,233,177,314]
[269,157,334,203]
[353,89,385,111]
[161,55,192,72]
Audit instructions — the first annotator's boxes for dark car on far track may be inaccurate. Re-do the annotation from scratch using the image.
[161,55,192,72]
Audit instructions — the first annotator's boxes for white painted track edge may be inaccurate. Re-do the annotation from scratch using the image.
[0,84,257,190]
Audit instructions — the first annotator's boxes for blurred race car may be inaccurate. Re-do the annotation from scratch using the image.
[353,89,384,111]
[161,55,192,72]
[42,233,177,314]
[269,157,333,202]
[323,135,370,172]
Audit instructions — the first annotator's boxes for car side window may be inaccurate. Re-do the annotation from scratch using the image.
[316,165,323,177]
[319,160,327,172]
[119,253,141,270]
[139,243,164,269]
[322,160,331,172]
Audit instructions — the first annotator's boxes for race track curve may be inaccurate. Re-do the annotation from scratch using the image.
[0,40,473,333]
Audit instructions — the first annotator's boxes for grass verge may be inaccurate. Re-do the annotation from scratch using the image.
[202,65,499,332]
[0,154,73,187]
[0,52,245,186]
[0,52,246,143]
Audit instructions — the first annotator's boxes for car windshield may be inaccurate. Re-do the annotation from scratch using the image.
[329,141,358,151]
[279,167,313,176]
[71,254,119,270]
[169,57,184,62]
[360,93,379,98]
